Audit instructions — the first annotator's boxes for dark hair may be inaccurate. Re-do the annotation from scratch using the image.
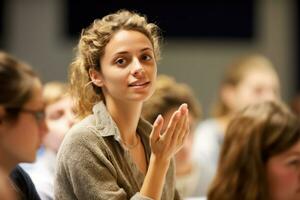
[0,51,39,120]
[208,101,300,200]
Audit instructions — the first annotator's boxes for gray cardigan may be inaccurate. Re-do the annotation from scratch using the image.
[54,101,181,200]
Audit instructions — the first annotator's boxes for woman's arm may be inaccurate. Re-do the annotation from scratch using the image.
[141,104,189,200]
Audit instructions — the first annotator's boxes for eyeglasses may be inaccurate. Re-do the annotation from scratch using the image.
[5,107,45,124]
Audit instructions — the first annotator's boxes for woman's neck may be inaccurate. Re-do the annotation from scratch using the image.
[0,154,15,176]
[105,99,142,144]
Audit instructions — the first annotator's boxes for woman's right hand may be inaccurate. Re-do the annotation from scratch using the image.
[149,103,190,163]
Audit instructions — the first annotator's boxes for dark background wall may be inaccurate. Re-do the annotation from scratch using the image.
[0,0,297,117]
[66,1,254,39]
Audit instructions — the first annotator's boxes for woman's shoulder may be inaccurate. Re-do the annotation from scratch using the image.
[58,115,110,160]
[10,165,41,200]
[63,115,97,142]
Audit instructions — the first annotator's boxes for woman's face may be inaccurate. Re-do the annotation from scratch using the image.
[0,79,48,166]
[97,30,157,104]
[43,96,75,152]
[230,69,280,112]
[266,141,300,200]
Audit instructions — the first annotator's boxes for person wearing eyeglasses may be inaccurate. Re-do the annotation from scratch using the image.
[24,82,76,200]
[0,51,48,200]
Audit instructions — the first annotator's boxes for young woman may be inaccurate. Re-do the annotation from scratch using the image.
[0,51,48,199]
[192,54,281,180]
[55,10,189,200]
[208,101,300,200]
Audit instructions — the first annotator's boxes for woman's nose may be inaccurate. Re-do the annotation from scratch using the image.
[132,59,144,76]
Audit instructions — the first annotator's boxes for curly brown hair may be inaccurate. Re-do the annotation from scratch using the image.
[69,10,162,119]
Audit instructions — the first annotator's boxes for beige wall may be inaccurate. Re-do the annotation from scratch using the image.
[3,0,297,117]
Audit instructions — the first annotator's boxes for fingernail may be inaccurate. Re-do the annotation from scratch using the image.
[155,114,162,124]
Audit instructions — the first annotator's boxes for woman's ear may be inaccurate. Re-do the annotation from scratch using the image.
[89,69,104,87]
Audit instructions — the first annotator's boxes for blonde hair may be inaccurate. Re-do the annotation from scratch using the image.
[69,10,162,118]
[208,101,300,200]
[142,74,201,124]
[43,81,68,106]
[213,54,280,117]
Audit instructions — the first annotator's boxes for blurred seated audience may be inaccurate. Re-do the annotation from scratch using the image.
[192,54,281,185]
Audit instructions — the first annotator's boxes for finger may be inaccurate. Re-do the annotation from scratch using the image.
[150,114,164,143]
[177,109,189,143]
[172,104,188,141]
[164,104,186,144]
[172,110,187,143]
[178,114,190,146]
[179,103,188,115]
[163,110,181,144]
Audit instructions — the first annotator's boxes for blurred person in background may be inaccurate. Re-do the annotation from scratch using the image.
[25,81,75,200]
[208,101,300,200]
[0,51,48,199]
[192,54,281,183]
[142,75,213,198]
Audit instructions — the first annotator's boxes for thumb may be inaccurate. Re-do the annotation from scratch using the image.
[150,114,164,142]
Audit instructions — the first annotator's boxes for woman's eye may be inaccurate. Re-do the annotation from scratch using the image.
[141,54,152,61]
[115,58,126,65]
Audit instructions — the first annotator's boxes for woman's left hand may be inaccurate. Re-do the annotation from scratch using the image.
[149,103,190,162]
